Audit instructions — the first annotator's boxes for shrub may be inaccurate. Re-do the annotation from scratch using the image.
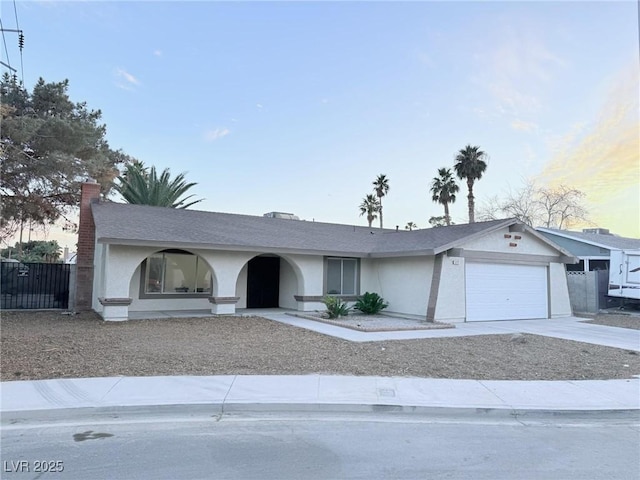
[353,292,389,315]
[323,296,351,319]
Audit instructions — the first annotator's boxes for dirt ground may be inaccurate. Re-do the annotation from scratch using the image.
[578,312,640,330]
[1,311,639,382]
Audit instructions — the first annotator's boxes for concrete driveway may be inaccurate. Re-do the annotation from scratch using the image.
[262,313,640,351]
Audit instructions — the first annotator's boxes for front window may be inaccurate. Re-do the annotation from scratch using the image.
[144,251,211,294]
[326,258,358,295]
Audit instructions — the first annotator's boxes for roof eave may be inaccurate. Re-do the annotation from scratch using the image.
[368,249,437,258]
[96,237,371,258]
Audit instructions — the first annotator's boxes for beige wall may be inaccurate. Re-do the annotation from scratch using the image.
[549,262,573,317]
[433,254,466,322]
[463,228,562,256]
[279,259,298,309]
[362,256,434,317]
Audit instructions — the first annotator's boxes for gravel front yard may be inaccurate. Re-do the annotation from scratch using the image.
[1,311,639,382]
[579,313,640,330]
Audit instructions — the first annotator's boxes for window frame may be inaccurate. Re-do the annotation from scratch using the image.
[324,256,360,296]
[138,250,212,299]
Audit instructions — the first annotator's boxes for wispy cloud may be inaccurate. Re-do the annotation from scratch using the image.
[473,18,565,118]
[204,127,230,142]
[256,103,263,109]
[511,119,538,133]
[537,63,640,236]
[153,49,162,57]
[114,68,140,90]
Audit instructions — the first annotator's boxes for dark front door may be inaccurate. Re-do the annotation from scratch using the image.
[247,256,280,308]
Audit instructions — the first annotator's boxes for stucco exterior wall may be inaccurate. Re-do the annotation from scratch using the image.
[288,255,323,295]
[279,259,298,309]
[235,263,248,308]
[365,256,433,316]
[549,261,573,317]
[434,254,466,322]
[92,243,105,313]
[463,228,562,256]
[359,258,381,293]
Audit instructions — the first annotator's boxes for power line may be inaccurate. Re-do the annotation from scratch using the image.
[0,18,12,75]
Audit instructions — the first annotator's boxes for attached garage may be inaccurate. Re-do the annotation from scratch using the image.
[465,262,548,321]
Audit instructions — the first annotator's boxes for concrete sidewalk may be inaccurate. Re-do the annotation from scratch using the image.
[2,375,639,421]
[2,316,638,422]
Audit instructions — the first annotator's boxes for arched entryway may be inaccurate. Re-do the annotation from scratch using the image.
[236,254,301,310]
[246,255,280,308]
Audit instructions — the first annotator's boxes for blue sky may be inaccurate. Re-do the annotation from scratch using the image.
[2,1,638,249]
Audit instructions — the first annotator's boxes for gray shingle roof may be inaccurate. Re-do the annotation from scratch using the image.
[537,228,640,251]
[91,202,520,257]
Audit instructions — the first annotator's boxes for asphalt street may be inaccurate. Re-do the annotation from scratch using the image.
[2,412,638,480]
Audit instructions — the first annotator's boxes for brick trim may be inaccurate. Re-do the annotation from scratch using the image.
[75,181,101,311]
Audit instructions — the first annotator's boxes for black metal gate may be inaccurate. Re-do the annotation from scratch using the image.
[1,262,71,309]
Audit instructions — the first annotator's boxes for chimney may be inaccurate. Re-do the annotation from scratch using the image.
[75,179,101,310]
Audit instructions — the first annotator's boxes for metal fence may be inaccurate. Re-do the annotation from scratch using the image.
[1,262,71,309]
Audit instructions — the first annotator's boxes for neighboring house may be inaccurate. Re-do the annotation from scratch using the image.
[76,182,576,322]
[536,227,640,272]
[537,227,640,313]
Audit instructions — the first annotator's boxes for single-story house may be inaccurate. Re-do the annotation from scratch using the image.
[76,182,576,322]
[536,227,640,272]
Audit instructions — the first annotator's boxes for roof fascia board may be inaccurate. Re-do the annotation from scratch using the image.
[367,249,436,258]
[458,249,577,265]
[96,238,371,258]
[98,237,442,259]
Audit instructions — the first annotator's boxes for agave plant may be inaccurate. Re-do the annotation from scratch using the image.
[353,292,389,315]
[323,296,351,319]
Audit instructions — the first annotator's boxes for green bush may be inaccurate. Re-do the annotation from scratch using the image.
[323,296,351,319]
[353,292,389,315]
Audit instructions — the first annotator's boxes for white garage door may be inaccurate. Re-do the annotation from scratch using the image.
[465,263,548,322]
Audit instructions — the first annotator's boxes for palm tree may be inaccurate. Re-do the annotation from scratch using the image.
[405,222,418,231]
[430,168,459,226]
[372,174,390,229]
[359,194,380,228]
[114,162,203,209]
[453,145,488,223]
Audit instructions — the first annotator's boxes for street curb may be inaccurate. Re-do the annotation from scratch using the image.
[2,402,639,427]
